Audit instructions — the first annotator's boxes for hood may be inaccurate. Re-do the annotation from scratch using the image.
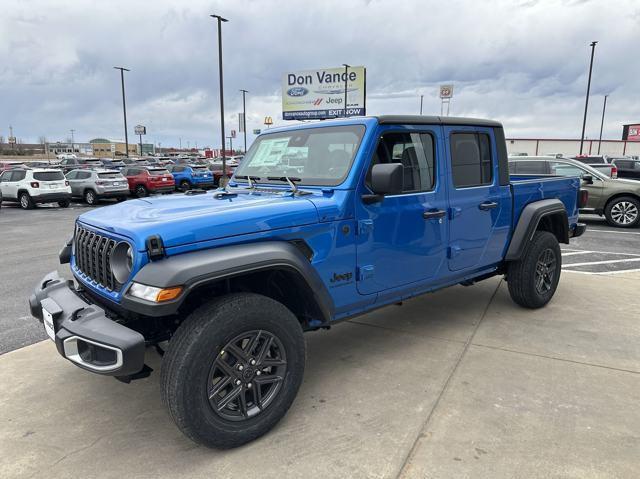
[78,190,320,250]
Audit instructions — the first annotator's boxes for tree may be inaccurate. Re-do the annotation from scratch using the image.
[38,135,47,144]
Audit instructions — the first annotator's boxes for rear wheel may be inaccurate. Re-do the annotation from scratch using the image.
[161,293,305,448]
[84,189,97,205]
[604,196,640,228]
[507,231,561,309]
[179,180,191,191]
[57,199,70,208]
[135,184,148,198]
[19,192,35,210]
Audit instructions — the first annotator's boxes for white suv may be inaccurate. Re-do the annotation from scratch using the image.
[0,168,72,209]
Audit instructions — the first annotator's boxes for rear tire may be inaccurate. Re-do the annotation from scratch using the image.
[19,192,35,210]
[507,231,561,309]
[161,293,305,449]
[135,184,148,198]
[179,180,191,191]
[57,199,70,208]
[604,196,640,228]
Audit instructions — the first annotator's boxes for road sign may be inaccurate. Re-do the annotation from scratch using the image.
[253,129,261,135]
[134,125,146,135]
[439,84,454,99]
[231,130,236,138]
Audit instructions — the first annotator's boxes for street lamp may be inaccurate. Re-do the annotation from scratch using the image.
[579,41,598,155]
[211,14,229,182]
[419,95,424,115]
[240,89,248,153]
[114,67,131,157]
[342,63,350,118]
[597,94,609,155]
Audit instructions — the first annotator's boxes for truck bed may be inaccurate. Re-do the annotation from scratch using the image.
[510,174,581,230]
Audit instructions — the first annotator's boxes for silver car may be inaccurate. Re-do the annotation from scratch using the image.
[66,169,130,205]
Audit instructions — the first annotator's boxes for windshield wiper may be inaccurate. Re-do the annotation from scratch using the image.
[234,175,262,188]
[267,176,302,193]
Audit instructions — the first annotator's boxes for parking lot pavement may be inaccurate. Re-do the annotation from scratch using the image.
[2,272,639,479]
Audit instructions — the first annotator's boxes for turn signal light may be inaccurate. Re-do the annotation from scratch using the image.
[156,286,183,302]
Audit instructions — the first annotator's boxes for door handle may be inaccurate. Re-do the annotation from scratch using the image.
[479,201,498,211]
[423,209,446,220]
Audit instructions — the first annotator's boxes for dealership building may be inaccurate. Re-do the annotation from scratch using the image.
[88,138,154,157]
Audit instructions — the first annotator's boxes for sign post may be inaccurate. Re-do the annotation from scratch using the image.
[439,84,454,116]
[281,66,366,120]
[134,125,146,156]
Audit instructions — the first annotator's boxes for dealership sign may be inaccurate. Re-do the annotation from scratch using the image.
[282,66,366,120]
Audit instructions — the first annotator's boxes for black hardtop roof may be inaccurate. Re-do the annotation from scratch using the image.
[376,115,502,128]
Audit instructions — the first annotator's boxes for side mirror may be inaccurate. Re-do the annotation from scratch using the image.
[582,174,594,184]
[362,163,404,204]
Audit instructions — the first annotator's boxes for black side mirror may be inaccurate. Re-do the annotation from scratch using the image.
[582,174,593,184]
[362,163,404,204]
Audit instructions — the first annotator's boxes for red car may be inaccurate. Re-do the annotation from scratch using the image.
[208,163,235,186]
[121,166,175,197]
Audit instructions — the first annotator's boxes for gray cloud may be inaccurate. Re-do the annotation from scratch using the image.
[1,0,638,148]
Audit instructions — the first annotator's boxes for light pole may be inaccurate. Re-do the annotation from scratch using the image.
[419,95,424,115]
[597,94,609,155]
[240,89,248,153]
[342,64,350,118]
[114,67,131,157]
[211,14,229,182]
[227,135,233,155]
[579,41,598,155]
[70,129,75,154]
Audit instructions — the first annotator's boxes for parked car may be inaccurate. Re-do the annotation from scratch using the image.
[571,155,617,178]
[610,158,640,180]
[0,168,71,209]
[209,156,241,167]
[509,156,640,227]
[121,166,175,197]
[99,159,126,171]
[0,161,26,171]
[58,157,103,174]
[66,169,130,205]
[122,158,150,167]
[208,163,234,185]
[30,115,585,448]
[167,164,215,190]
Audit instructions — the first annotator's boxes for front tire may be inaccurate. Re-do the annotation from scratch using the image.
[604,196,640,228]
[161,293,306,448]
[507,231,561,309]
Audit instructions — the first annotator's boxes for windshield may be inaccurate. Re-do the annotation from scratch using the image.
[233,125,365,186]
[33,171,65,181]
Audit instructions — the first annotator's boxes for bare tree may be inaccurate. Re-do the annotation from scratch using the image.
[38,135,47,144]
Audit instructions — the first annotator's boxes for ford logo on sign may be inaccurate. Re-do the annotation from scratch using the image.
[287,87,309,97]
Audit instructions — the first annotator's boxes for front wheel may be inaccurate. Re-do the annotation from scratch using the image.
[160,293,306,448]
[507,231,561,309]
[604,196,640,228]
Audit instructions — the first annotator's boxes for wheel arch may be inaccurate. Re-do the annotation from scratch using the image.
[120,241,334,328]
[505,199,569,261]
[604,192,640,210]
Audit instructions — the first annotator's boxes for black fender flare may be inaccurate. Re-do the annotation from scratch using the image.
[505,199,569,261]
[120,241,335,321]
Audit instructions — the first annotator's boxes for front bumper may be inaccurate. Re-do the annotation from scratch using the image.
[31,192,71,204]
[29,271,145,376]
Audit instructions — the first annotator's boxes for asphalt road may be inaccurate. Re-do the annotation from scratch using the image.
[0,204,638,355]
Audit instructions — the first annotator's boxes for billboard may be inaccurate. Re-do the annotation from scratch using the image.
[282,66,366,120]
[623,124,640,141]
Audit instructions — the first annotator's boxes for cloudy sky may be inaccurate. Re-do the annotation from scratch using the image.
[1,0,638,149]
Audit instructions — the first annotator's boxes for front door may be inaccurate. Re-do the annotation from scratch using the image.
[356,126,448,295]
[445,127,511,272]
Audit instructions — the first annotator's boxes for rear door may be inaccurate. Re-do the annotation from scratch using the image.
[0,171,15,199]
[445,127,512,271]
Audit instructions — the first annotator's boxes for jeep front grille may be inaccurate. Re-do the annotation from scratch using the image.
[74,225,120,291]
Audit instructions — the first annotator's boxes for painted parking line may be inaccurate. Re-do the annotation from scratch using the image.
[563,257,640,268]
[562,251,594,256]
[562,249,640,257]
[586,229,640,236]
[563,268,640,276]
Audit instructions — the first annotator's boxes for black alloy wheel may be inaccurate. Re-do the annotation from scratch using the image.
[207,330,287,421]
[534,248,557,295]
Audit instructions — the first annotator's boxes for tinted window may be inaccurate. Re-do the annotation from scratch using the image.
[369,132,436,193]
[0,172,11,182]
[78,171,92,179]
[549,162,585,177]
[127,168,140,176]
[450,133,492,188]
[12,170,26,181]
[33,171,65,181]
[514,160,548,174]
[66,171,78,179]
[614,160,633,169]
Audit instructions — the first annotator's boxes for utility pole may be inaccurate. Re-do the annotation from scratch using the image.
[419,95,424,115]
[113,67,131,157]
[211,14,229,183]
[70,129,75,153]
[597,94,609,155]
[227,135,233,155]
[240,89,248,153]
[579,41,598,155]
[342,64,350,118]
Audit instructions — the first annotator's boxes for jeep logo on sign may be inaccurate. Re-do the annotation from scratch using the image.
[287,87,309,97]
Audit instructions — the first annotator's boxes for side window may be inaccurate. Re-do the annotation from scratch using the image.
[13,170,26,181]
[1,171,12,182]
[368,131,436,193]
[450,133,493,188]
[615,160,631,169]
[549,162,585,177]
[174,166,184,173]
[66,171,78,180]
[79,171,91,180]
[514,160,548,174]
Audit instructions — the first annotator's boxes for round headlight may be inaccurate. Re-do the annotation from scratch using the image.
[111,242,133,284]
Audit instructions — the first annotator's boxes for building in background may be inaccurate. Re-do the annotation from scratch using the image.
[46,142,93,156]
[622,124,640,141]
[89,138,140,157]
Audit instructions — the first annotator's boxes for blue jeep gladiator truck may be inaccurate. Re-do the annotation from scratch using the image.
[30,115,585,448]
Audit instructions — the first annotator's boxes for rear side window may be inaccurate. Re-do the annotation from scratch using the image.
[450,133,493,188]
[548,162,585,177]
[12,170,26,181]
[513,160,548,174]
[34,171,65,181]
